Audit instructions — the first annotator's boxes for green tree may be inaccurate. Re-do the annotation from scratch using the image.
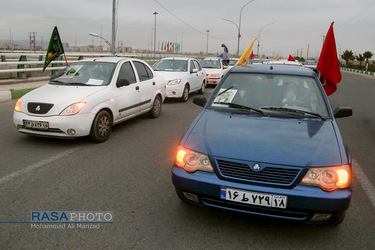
[356,54,365,69]
[341,50,355,67]
[363,51,374,70]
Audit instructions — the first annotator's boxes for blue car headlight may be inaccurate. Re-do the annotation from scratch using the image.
[176,146,213,173]
[300,165,351,191]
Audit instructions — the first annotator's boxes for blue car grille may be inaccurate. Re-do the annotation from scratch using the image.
[216,159,301,186]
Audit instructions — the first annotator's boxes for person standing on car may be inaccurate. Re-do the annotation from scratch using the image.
[218,44,230,66]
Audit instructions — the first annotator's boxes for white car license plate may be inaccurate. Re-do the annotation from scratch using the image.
[24,120,49,130]
[220,187,287,209]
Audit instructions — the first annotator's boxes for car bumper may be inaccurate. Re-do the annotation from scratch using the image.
[166,85,184,98]
[172,166,351,224]
[13,111,96,138]
[205,77,221,85]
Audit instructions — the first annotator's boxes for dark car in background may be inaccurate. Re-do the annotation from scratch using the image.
[172,64,352,225]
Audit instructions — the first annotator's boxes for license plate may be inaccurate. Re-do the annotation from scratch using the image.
[23,120,49,130]
[220,187,287,209]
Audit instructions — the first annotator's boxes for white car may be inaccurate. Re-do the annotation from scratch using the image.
[13,57,166,142]
[152,57,206,102]
[304,60,318,70]
[200,57,229,85]
[227,58,239,69]
[265,60,303,67]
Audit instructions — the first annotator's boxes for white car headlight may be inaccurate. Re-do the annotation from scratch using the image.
[176,146,213,173]
[14,98,22,112]
[60,102,86,116]
[167,79,182,86]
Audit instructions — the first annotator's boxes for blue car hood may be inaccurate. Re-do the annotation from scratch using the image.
[183,109,342,167]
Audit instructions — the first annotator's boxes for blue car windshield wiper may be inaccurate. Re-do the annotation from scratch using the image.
[213,101,265,115]
[215,85,234,97]
[261,106,326,120]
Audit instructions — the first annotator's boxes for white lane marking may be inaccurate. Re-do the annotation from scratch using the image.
[352,159,375,207]
[0,149,74,185]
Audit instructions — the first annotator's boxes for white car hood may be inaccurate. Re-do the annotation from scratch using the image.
[22,84,106,115]
[154,71,187,81]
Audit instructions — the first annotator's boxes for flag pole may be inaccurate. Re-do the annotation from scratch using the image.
[63,53,68,66]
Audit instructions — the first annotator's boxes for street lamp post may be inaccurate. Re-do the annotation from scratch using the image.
[206,30,210,55]
[153,11,158,57]
[257,22,274,57]
[222,19,239,56]
[222,0,255,57]
[238,0,255,56]
[89,33,112,52]
[111,0,116,55]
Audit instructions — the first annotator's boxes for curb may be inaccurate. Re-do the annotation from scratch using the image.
[341,67,375,76]
[0,78,49,103]
[0,90,12,103]
[0,87,40,103]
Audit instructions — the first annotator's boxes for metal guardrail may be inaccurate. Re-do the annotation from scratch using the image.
[0,51,205,80]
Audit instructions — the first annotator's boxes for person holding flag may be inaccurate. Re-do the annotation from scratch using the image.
[43,26,68,72]
[317,22,342,96]
[218,44,230,66]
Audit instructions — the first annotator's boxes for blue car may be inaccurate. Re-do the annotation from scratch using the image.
[172,64,352,225]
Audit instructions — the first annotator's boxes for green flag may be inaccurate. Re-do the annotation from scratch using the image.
[43,26,64,72]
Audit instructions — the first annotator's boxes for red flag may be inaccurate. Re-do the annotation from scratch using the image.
[317,22,342,96]
[250,51,254,60]
[288,54,295,61]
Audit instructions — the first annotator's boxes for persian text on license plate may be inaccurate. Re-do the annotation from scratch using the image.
[220,187,287,209]
[23,120,49,130]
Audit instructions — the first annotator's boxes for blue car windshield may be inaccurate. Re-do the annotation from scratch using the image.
[50,62,116,86]
[210,73,330,118]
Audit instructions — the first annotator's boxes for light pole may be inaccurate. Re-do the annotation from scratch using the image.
[222,19,239,56]
[222,0,255,57]
[89,33,112,52]
[206,30,210,55]
[238,0,255,56]
[257,22,274,57]
[153,11,158,57]
[111,0,116,55]
[306,44,310,60]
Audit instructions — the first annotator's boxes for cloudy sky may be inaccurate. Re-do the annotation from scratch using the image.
[1,0,374,58]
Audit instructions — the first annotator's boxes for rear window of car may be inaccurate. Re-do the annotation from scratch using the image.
[152,59,188,72]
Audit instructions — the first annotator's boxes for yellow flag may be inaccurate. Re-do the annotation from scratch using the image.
[235,37,257,66]
[259,55,262,60]
[275,56,280,61]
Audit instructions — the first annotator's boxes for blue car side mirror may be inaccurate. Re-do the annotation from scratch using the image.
[193,96,207,107]
[333,107,352,118]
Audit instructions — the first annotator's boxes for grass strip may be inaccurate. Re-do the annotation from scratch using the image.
[11,88,37,99]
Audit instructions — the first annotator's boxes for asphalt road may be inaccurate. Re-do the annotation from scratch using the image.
[1,73,375,249]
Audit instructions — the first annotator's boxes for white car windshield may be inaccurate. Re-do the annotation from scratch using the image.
[210,73,329,118]
[200,60,221,69]
[50,62,116,86]
[152,60,188,72]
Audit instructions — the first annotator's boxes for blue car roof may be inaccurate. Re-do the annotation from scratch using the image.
[230,64,316,77]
